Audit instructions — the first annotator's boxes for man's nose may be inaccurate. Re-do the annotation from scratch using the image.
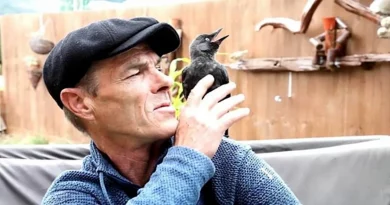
[151,68,174,93]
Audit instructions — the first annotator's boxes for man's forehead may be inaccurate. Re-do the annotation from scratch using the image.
[91,44,160,71]
[118,45,160,64]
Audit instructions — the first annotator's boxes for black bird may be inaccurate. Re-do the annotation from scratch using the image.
[181,28,230,137]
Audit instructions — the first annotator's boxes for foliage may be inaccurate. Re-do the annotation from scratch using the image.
[0,135,49,145]
[27,135,50,144]
[167,52,234,118]
[60,0,91,11]
[168,58,190,118]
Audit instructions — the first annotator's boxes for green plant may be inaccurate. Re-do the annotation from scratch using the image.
[168,58,190,118]
[0,135,49,145]
[27,135,50,144]
[168,51,241,117]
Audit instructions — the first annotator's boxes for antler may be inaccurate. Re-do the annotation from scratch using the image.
[255,0,323,34]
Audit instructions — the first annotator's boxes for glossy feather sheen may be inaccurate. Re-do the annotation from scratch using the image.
[182,57,230,100]
[181,30,231,136]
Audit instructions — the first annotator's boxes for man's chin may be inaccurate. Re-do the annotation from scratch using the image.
[165,119,179,135]
[153,118,178,138]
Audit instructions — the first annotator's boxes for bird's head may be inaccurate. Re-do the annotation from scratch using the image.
[189,28,229,59]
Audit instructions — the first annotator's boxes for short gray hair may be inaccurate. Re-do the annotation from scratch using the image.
[63,63,99,135]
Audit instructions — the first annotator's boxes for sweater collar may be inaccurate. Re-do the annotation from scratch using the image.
[89,138,173,186]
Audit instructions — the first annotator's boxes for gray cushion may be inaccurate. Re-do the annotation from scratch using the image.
[0,144,90,160]
[260,138,390,205]
[1,135,389,205]
[0,159,82,205]
[243,135,388,153]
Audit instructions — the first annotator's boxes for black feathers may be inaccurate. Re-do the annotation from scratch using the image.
[181,28,230,137]
[182,28,230,100]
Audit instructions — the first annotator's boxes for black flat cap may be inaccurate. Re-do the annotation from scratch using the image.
[43,17,181,109]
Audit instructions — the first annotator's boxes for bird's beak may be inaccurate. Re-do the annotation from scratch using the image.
[210,28,229,45]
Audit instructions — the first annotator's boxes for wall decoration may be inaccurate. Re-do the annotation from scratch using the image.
[255,0,323,34]
[244,0,390,72]
[377,17,390,38]
[368,0,390,38]
[225,53,390,72]
[255,0,385,32]
[335,0,383,24]
[310,17,351,71]
[369,0,390,16]
[29,36,54,55]
[29,15,55,55]
[23,56,42,89]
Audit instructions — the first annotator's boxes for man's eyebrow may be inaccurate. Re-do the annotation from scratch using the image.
[118,60,147,77]
[127,61,148,68]
[119,56,161,75]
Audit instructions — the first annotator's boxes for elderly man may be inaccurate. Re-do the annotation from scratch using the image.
[41,17,301,205]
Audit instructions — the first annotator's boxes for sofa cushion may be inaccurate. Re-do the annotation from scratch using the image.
[1,136,390,205]
[260,138,390,205]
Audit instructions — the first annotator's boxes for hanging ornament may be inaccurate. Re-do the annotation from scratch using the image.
[29,14,55,55]
[369,0,390,16]
[24,56,42,89]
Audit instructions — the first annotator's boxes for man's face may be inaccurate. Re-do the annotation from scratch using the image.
[88,44,177,142]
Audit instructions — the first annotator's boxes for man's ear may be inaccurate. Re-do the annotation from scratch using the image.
[60,88,95,121]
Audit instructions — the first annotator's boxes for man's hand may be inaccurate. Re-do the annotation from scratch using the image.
[174,74,250,158]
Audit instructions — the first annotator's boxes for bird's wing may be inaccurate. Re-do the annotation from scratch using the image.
[181,65,190,99]
[181,65,188,81]
[218,64,230,84]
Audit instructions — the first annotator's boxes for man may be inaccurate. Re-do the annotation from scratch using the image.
[41,17,301,204]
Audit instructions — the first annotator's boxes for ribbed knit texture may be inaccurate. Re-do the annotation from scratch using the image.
[41,138,301,205]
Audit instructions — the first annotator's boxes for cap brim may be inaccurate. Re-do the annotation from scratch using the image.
[107,23,181,57]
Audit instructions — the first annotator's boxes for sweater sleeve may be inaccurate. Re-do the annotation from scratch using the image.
[126,146,216,205]
[41,146,215,205]
[236,149,302,205]
[42,190,100,205]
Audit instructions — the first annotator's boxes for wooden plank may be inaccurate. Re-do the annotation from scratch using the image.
[0,0,389,141]
[225,54,390,72]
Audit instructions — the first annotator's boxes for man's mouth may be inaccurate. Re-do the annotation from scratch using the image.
[210,28,229,45]
[154,102,172,110]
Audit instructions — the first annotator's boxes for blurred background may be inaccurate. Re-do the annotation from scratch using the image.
[0,0,388,144]
[1,1,390,204]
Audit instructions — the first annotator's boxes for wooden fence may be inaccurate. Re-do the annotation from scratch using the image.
[1,0,389,142]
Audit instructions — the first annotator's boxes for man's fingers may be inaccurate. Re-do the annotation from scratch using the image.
[186,75,214,107]
[203,82,236,109]
[211,94,245,119]
[219,108,250,130]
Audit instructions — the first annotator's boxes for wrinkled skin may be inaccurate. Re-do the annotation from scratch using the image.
[89,46,177,144]
[60,44,177,186]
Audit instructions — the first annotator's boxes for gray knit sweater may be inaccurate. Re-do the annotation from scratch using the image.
[41,138,301,204]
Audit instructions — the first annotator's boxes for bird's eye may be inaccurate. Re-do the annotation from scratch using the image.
[205,38,210,41]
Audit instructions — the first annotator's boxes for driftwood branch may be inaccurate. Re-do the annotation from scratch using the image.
[334,0,382,25]
[225,53,390,72]
[255,0,323,34]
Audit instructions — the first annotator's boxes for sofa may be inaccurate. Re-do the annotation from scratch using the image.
[1,135,389,205]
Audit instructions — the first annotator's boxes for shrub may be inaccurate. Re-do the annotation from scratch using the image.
[168,57,190,118]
